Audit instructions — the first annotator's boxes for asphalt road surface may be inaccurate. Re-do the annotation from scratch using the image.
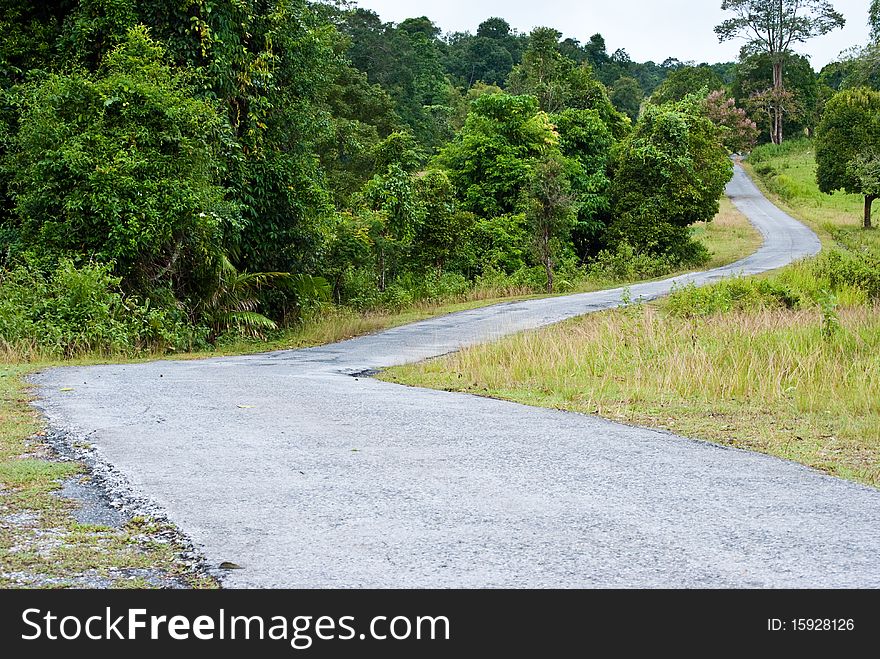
[34,166,880,588]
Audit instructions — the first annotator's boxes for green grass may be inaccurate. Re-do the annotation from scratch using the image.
[384,142,880,488]
[0,190,763,587]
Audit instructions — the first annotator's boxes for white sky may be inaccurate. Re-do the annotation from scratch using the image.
[350,0,871,68]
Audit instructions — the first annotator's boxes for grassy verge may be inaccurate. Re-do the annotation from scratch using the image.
[0,193,762,588]
[384,142,880,488]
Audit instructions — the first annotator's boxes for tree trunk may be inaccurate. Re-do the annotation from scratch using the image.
[865,195,876,229]
[378,248,386,292]
[772,60,784,145]
[542,228,553,294]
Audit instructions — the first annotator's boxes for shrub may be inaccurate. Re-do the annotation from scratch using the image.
[0,260,202,359]
[666,243,880,319]
[810,248,880,299]
[667,278,802,318]
[586,242,679,284]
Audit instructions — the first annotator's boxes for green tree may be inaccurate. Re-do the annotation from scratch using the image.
[184,0,339,276]
[584,34,610,70]
[715,0,845,144]
[650,65,724,104]
[872,0,880,42]
[4,27,235,300]
[0,0,70,87]
[443,17,525,88]
[610,76,644,121]
[317,46,400,207]
[552,108,614,260]
[608,98,733,262]
[523,154,575,293]
[507,28,630,139]
[357,132,422,290]
[438,93,558,218]
[506,27,573,114]
[413,169,473,272]
[337,8,455,150]
[734,52,819,140]
[815,87,880,228]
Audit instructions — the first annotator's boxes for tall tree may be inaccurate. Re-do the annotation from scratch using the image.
[437,93,556,218]
[734,52,819,139]
[715,0,844,144]
[506,28,630,138]
[506,27,572,113]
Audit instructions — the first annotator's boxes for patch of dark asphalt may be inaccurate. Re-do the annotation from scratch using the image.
[56,478,128,528]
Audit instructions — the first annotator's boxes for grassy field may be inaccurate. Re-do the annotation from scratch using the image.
[0,190,763,587]
[385,141,880,488]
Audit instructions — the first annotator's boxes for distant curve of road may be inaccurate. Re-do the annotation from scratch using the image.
[34,165,880,588]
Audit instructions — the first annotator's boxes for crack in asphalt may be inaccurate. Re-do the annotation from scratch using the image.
[32,166,880,588]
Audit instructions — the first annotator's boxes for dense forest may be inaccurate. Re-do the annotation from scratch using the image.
[0,0,876,357]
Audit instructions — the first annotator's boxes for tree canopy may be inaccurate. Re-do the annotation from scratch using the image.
[816,87,880,228]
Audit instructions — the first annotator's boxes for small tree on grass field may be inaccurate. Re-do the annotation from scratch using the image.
[815,87,880,229]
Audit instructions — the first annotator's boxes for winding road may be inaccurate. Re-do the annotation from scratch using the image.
[34,166,880,588]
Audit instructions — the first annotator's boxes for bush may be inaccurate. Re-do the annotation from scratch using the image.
[666,244,880,319]
[0,260,202,359]
[810,248,880,299]
[336,267,382,310]
[4,27,235,301]
[667,278,802,318]
[586,242,679,283]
